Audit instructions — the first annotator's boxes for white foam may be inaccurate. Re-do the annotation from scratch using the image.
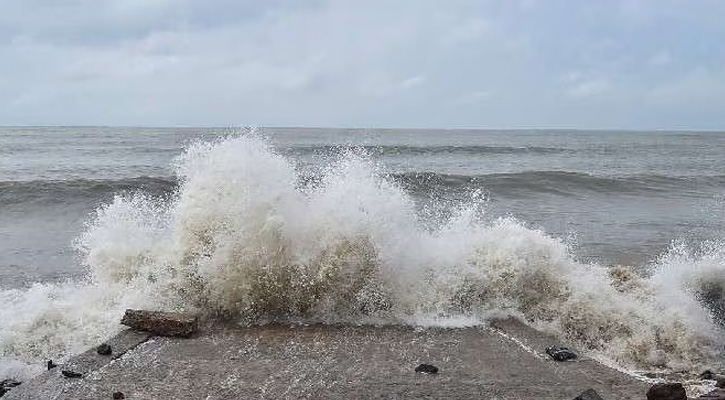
[2,134,724,379]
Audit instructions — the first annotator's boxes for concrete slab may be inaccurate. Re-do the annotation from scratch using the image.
[5,319,650,399]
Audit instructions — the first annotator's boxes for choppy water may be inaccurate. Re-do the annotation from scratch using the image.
[1,127,725,379]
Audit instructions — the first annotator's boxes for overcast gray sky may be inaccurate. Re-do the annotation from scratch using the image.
[1,0,724,129]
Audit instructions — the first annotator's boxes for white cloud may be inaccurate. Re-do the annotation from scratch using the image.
[567,78,610,98]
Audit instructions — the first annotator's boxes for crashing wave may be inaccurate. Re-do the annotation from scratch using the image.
[1,134,724,379]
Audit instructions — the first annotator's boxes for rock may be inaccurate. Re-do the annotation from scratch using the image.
[414,364,438,374]
[702,370,715,380]
[120,309,198,337]
[717,378,725,388]
[573,388,603,400]
[546,346,578,361]
[0,380,21,389]
[61,370,84,378]
[0,379,21,397]
[646,382,686,400]
[113,392,125,399]
[97,343,113,356]
[47,360,57,370]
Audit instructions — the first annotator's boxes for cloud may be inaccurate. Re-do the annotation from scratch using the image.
[567,78,610,98]
[1,0,724,129]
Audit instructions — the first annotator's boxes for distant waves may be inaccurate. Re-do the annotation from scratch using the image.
[3,171,724,209]
[0,177,177,207]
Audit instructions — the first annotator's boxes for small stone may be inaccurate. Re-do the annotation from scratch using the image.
[415,363,438,374]
[97,343,112,356]
[61,370,84,378]
[573,388,603,400]
[702,370,715,380]
[47,360,58,370]
[112,392,125,399]
[646,382,686,400]
[546,346,578,361]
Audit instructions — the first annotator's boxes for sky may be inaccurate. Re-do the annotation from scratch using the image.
[1,0,724,129]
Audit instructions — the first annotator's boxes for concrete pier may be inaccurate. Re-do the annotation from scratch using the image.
[5,318,650,399]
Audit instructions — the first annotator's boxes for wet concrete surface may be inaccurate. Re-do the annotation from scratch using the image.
[5,318,650,399]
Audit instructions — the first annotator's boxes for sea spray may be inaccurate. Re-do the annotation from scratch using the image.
[1,134,724,380]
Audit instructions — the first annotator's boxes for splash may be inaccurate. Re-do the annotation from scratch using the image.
[1,135,724,379]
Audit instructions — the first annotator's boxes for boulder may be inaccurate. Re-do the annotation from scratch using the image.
[546,346,578,361]
[113,392,125,399]
[646,382,686,400]
[120,309,198,337]
[47,360,57,370]
[573,388,603,400]
[414,364,439,374]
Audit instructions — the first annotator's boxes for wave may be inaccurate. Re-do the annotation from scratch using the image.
[394,171,725,198]
[0,177,177,205]
[1,135,724,380]
[4,170,722,209]
[282,144,574,157]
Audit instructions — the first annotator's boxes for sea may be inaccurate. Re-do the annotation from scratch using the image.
[1,127,724,380]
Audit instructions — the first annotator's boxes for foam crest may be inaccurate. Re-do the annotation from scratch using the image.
[2,134,724,380]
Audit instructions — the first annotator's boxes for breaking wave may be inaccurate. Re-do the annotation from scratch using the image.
[2,135,724,379]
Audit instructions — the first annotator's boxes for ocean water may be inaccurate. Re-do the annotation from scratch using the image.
[1,127,724,379]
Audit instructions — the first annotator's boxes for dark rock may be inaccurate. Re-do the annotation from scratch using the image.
[120,309,198,337]
[573,388,603,400]
[646,382,686,400]
[414,363,438,374]
[545,346,578,361]
[0,380,21,389]
[702,370,715,380]
[0,379,21,397]
[717,378,725,388]
[97,343,113,356]
[113,392,125,399]
[47,360,57,370]
[61,370,84,378]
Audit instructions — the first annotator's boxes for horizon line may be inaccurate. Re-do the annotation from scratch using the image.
[1,124,724,133]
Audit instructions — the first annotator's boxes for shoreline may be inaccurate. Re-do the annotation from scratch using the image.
[5,318,650,399]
